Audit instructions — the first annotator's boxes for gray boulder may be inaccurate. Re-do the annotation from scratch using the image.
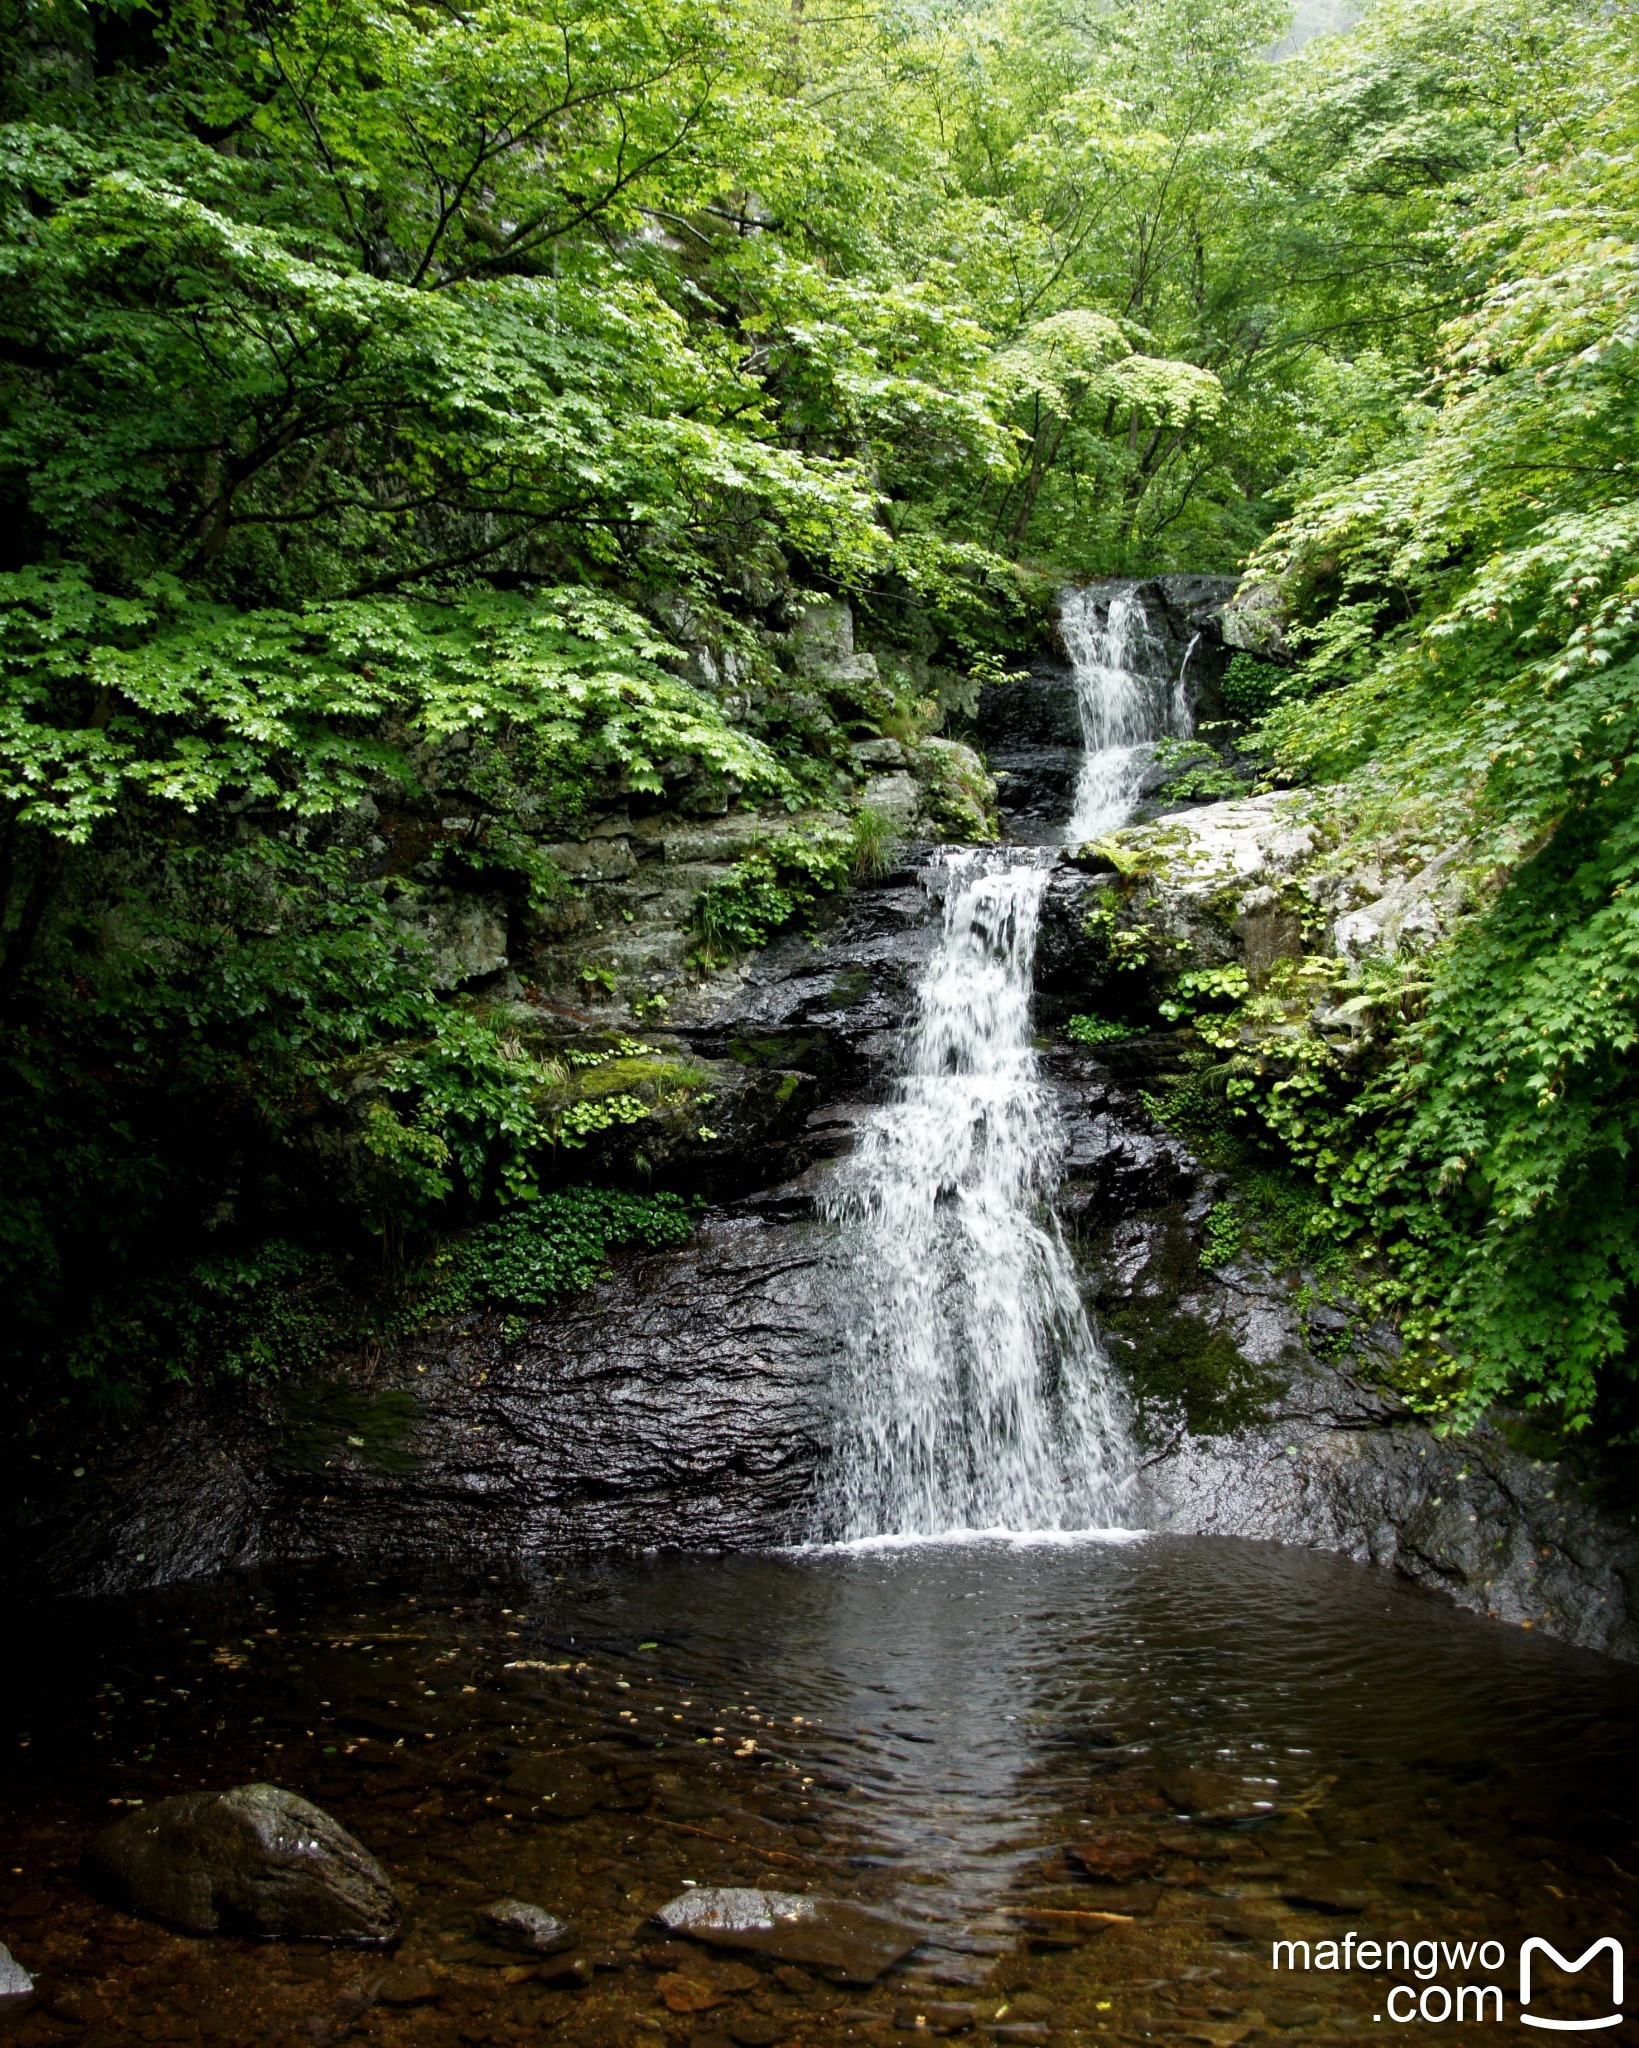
[81,1784,398,1943]
[477,1897,575,1955]
[0,1942,33,2003]
[652,1887,922,1983]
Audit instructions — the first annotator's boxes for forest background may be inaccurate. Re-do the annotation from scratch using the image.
[2,0,1635,1449]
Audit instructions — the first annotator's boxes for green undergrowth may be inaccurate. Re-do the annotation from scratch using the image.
[1150,737,1254,805]
[691,816,880,961]
[1065,1012,1141,1047]
[61,1187,700,1410]
[427,1188,700,1316]
[1141,1048,1362,1309]
[1219,653,1310,724]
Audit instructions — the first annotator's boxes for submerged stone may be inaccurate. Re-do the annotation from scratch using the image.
[726,2021,786,2048]
[476,1897,575,1956]
[894,2000,977,2034]
[1155,1769,1271,1823]
[536,1954,595,1988]
[1065,1837,1162,1884]
[374,1963,437,2006]
[658,1970,728,2013]
[652,1887,920,1984]
[81,1784,398,1943]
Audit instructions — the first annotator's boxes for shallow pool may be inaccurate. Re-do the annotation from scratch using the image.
[1,1535,1635,2045]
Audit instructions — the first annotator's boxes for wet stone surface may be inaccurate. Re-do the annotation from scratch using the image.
[652,1891,921,1984]
[474,1899,574,1957]
[81,1785,398,1943]
[0,1948,31,2004]
[1,1540,1636,2048]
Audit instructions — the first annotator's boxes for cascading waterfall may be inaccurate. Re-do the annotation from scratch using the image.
[817,582,1195,1539]
[1062,582,1191,843]
[817,850,1128,1538]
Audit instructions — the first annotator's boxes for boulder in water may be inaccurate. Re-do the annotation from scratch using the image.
[651,1887,921,1983]
[81,1784,398,1942]
[0,1943,33,2003]
[476,1896,575,1955]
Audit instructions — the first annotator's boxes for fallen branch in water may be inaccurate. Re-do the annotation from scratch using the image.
[651,1815,815,1868]
[1001,1906,1135,1924]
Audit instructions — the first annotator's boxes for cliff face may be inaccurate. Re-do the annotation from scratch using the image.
[9,586,1637,1664]
[10,829,1638,1662]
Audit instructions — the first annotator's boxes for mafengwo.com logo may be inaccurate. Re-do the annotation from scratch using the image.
[1268,1932,1623,2029]
[1519,1939,1623,2033]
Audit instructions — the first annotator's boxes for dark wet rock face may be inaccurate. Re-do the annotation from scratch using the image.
[4,872,934,1599]
[17,1208,843,1594]
[671,854,938,1091]
[973,654,1083,840]
[652,1888,922,1983]
[81,1784,398,1943]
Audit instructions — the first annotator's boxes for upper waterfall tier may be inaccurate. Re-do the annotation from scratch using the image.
[972,575,1234,845]
[1061,582,1194,843]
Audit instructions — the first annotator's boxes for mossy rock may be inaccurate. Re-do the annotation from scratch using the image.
[279,1384,424,1475]
[1111,1311,1284,1444]
[726,1032,827,1069]
[567,1053,711,1104]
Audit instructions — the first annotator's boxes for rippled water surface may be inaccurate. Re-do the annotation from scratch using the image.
[2,1537,1636,2046]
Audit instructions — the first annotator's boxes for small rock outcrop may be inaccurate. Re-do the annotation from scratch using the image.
[652,1887,922,1983]
[81,1785,399,1943]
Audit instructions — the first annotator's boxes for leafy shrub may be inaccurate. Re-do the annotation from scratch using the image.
[691,826,855,958]
[466,1188,699,1306]
[1151,736,1253,803]
[1199,1202,1243,1271]
[1158,963,1251,1024]
[849,805,900,879]
[1220,652,1299,723]
[1065,1012,1139,1045]
[1157,757,1253,803]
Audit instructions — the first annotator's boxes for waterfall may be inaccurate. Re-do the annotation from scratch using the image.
[817,849,1129,1539]
[1061,583,1191,843]
[815,585,1192,1538]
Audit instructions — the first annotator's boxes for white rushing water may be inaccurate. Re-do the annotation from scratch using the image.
[818,583,1200,1538]
[1062,582,1190,843]
[818,848,1130,1539]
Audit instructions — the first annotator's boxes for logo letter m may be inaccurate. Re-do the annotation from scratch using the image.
[1520,1938,1624,2031]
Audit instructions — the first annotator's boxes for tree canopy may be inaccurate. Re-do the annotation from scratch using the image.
[1,0,1635,1439]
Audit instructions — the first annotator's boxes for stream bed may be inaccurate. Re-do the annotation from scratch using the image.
[2,1536,1635,2046]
